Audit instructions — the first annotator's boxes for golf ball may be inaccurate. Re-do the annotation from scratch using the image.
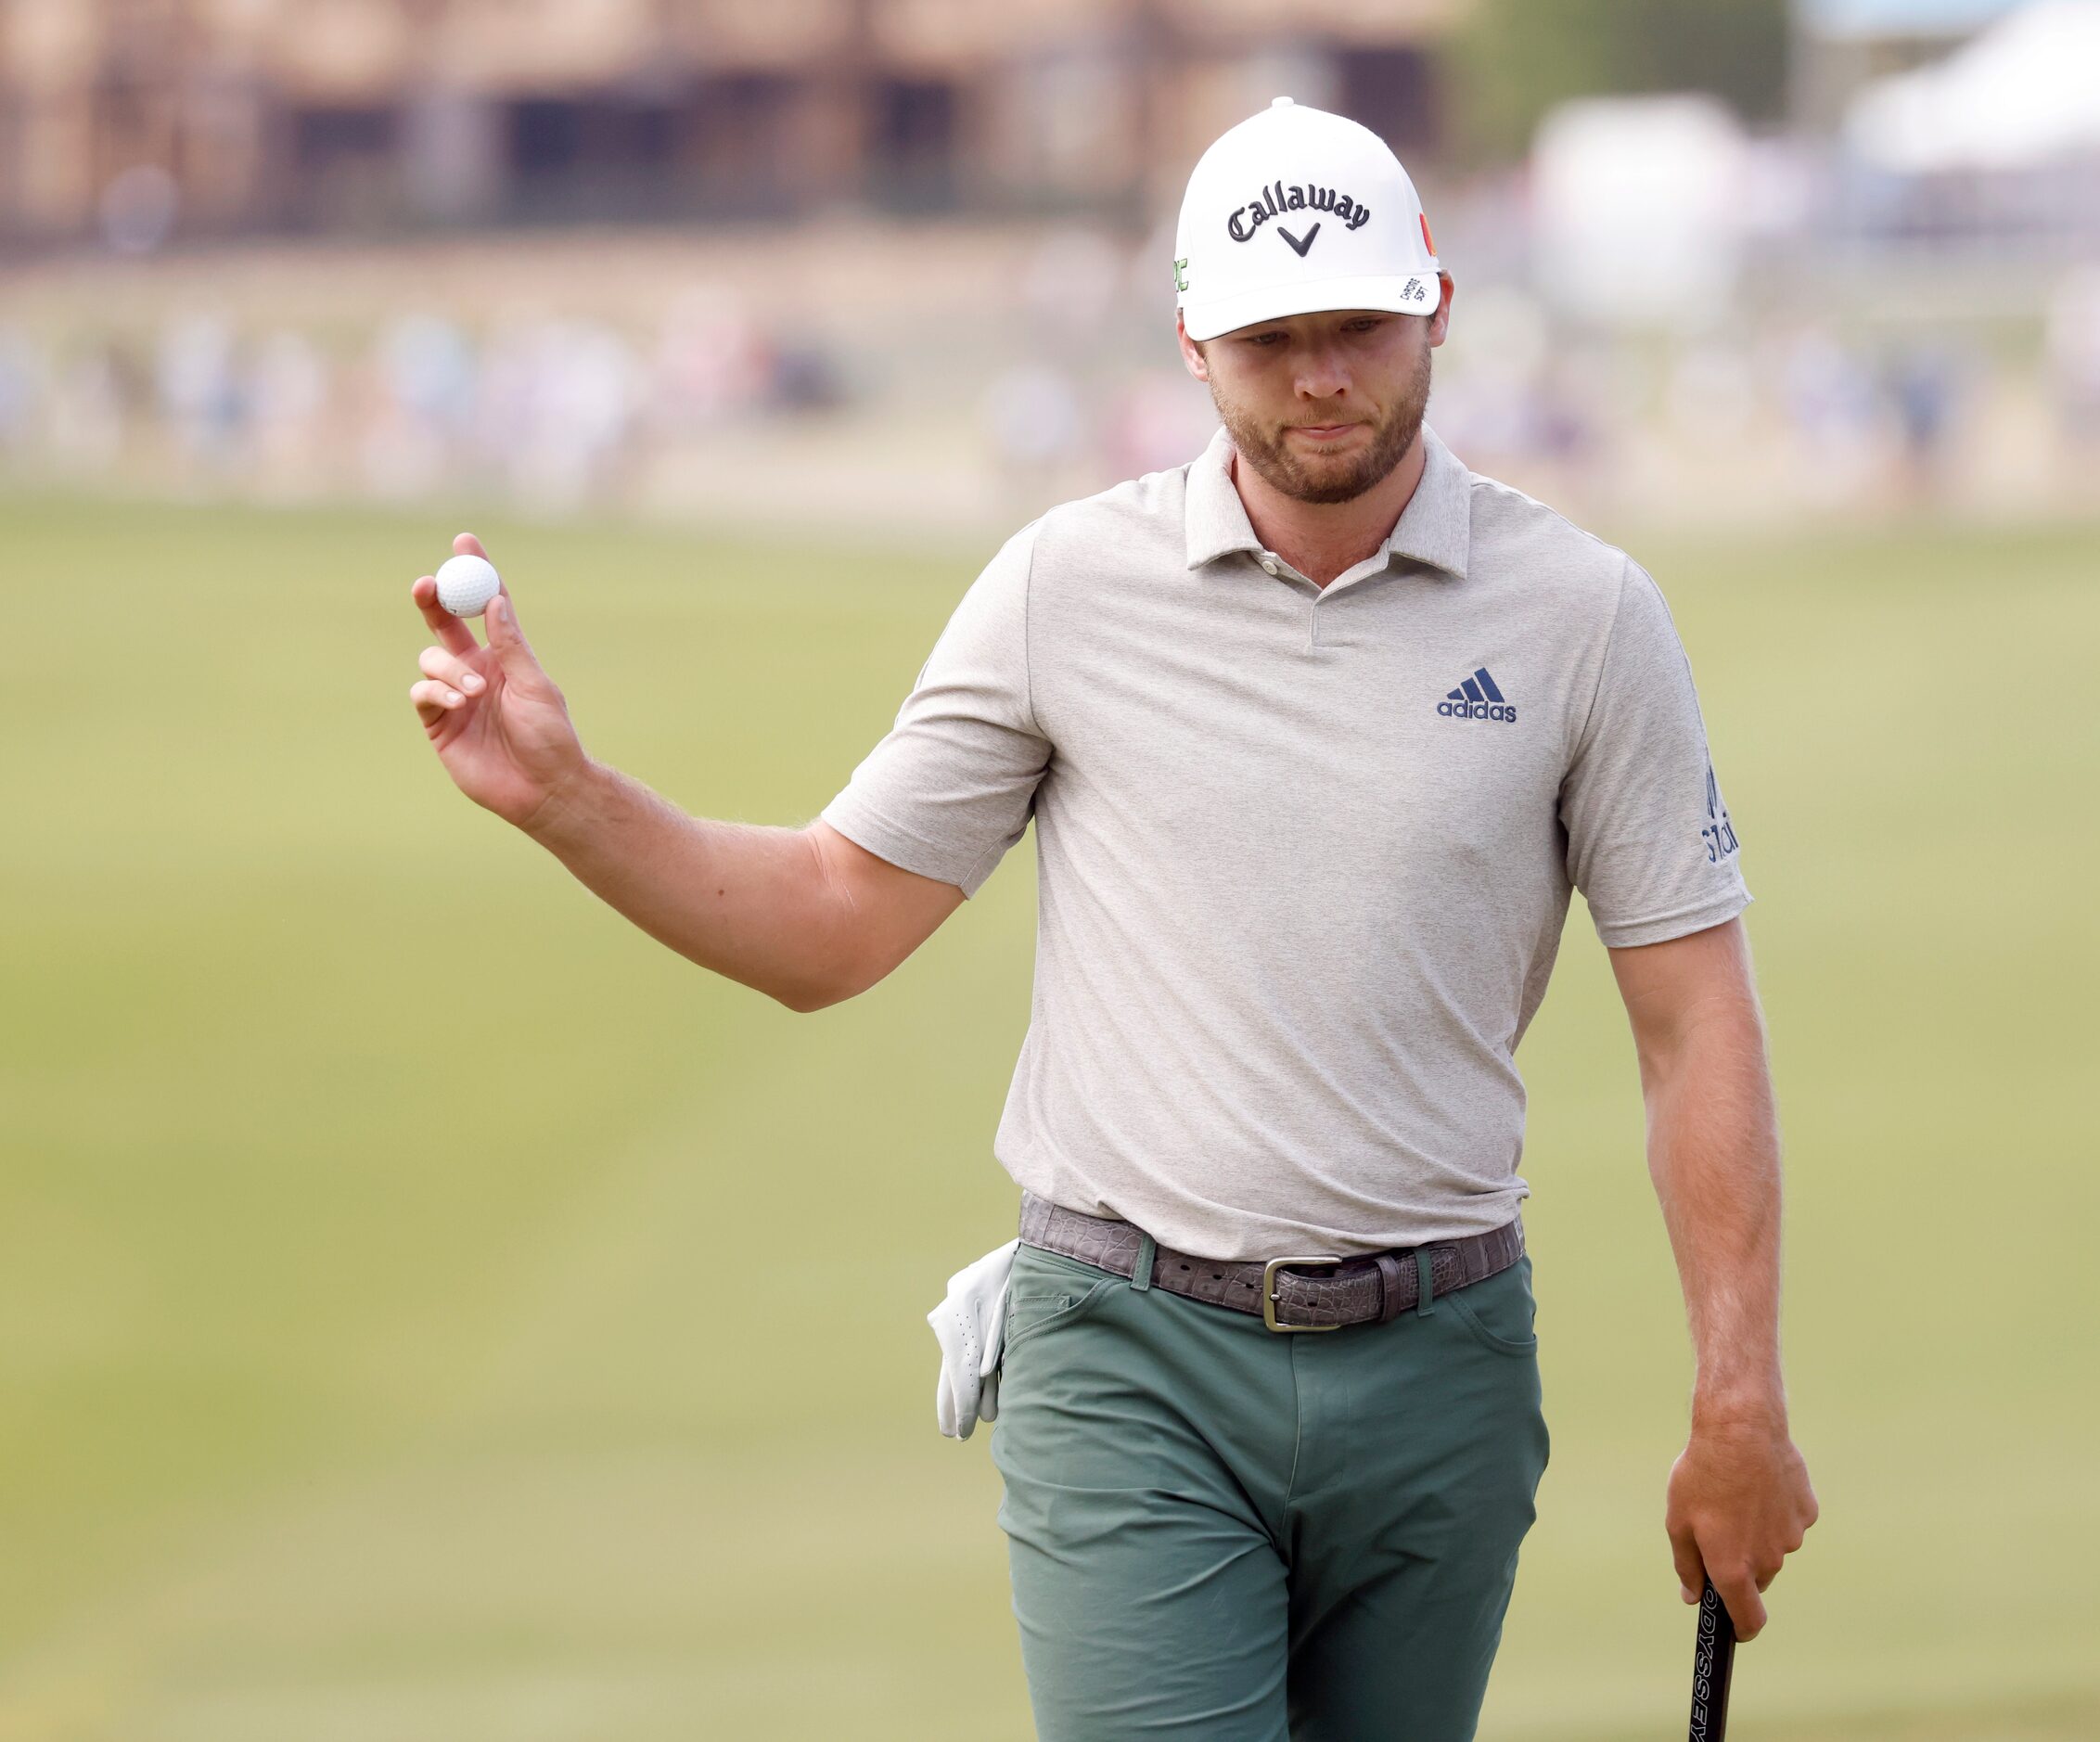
[435,553,501,619]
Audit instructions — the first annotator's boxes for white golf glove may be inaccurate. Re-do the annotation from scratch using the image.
[928,1237,1019,1440]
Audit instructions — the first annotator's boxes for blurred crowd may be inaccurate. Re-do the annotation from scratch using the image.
[0,289,847,514]
[1426,271,2100,510]
[4,240,2099,529]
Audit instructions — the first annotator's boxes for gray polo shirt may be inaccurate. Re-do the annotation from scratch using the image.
[821,423,1750,1261]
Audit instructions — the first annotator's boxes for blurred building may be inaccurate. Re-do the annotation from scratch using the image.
[0,0,1467,248]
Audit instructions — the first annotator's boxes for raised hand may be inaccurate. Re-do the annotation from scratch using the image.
[407,532,589,832]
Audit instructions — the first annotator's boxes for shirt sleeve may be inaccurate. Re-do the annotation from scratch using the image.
[1560,557,1752,948]
[818,522,1050,899]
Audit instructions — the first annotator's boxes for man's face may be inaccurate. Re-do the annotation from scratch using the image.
[1181,298,1449,506]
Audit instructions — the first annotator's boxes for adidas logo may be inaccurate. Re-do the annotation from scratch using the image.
[1436,667,1517,724]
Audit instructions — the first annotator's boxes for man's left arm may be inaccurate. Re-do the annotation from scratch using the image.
[1608,916,1818,1641]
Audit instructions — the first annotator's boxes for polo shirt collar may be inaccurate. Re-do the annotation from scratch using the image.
[1183,420,1472,583]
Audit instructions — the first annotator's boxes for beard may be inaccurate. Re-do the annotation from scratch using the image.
[1208,342,1432,506]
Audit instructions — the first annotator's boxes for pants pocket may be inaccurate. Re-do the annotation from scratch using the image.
[1443,1254,1540,1357]
[1002,1245,1120,1351]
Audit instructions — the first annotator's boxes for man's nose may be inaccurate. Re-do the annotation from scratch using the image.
[1294,347,1351,400]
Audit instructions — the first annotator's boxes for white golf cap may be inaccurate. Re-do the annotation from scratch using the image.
[1174,96,1442,342]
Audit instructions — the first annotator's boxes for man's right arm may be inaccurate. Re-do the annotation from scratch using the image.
[407,532,962,1014]
[525,771,962,1012]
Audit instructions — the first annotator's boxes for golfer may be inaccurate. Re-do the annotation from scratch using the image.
[407,99,1816,1740]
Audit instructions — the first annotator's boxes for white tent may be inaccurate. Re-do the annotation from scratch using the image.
[1530,96,1751,327]
[1845,0,2100,171]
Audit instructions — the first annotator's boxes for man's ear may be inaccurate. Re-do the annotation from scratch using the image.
[1428,273,1456,348]
[1176,312,1210,382]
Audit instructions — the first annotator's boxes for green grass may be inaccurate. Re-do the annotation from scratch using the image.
[0,493,2094,1739]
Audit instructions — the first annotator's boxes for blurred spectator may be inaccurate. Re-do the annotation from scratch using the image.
[1779,326,1883,502]
[246,330,333,493]
[504,318,639,512]
[985,362,1086,505]
[363,313,475,496]
[1884,340,1965,495]
[0,329,42,454]
[652,289,774,433]
[379,314,477,434]
[155,316,243,467]
[48,347,128,471]
[2044,267,2100,442]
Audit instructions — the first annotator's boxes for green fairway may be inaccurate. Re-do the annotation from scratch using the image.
[0,492,2093,1740]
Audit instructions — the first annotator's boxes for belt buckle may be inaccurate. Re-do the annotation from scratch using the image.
[1261,1255,1344,1333]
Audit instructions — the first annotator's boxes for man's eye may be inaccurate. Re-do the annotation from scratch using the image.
[1248,332,1284,347]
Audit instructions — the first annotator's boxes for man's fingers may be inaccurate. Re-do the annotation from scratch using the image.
[417,645,487,694]
[1669,1523,1706,1605]
[409,677,469,722]
[486,592,549,688]
[411,574,480,656]
[1712,1564,1768,1640]
[453,531,488,560]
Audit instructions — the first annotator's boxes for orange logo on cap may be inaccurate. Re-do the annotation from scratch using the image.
[1420,212,1436,256]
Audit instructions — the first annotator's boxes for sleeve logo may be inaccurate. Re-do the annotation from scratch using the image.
[1701,764,1740,864]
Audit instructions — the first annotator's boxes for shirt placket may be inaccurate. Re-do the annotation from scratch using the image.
[1255,548,1391,649]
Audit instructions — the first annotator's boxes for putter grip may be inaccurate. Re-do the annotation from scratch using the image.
[1687,1578,1736,1741]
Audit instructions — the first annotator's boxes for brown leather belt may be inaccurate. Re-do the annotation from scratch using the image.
[1018,1190,1525,1333]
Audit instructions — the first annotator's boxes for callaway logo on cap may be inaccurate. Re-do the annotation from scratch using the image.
[1174,96,1443,342]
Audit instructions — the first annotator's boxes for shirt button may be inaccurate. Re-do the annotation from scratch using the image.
[1260,557,1279,575]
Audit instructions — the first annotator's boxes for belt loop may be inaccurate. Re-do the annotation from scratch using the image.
[1414,1245,1436,1317]
[1374,1252,1407,1324]
[1130,1232,1156,1292]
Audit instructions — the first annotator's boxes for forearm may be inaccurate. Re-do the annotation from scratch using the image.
[1640,1003,1787,1423]
[521,759,852,1011]
[1613,922,1816,1631]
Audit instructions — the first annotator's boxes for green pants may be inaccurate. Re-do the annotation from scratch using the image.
[991,1236,1549,1741]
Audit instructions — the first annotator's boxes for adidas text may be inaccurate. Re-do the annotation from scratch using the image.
[1439,666,1515,723]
